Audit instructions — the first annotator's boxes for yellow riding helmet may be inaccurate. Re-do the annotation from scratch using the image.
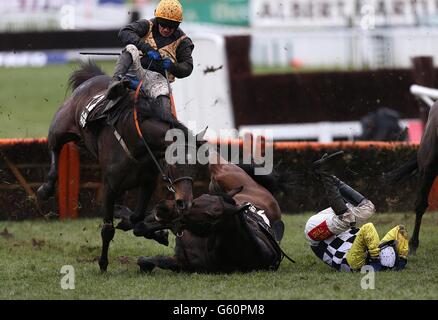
[155,0,183,23]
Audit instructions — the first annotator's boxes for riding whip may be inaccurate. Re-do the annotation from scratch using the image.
[79,52,121,56]
[79,52,146,57]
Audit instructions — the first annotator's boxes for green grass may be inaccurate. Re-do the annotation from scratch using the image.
[1,212,438,300]
[0,61,115,138]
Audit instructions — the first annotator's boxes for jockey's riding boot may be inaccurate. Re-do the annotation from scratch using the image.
[157,95,172,114]
[320,172,348,215]
[331,176,366,206]
[153,95,174,122]
[105,50,133,100]
[312,151,344,174]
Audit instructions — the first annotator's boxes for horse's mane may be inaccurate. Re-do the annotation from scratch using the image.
[68,60,106,91]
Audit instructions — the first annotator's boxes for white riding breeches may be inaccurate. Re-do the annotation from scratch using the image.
[304,199,376,245]
[124,44,169,99]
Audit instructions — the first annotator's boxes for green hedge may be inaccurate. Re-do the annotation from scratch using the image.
[271,142,419,213]
[0,140,421,220]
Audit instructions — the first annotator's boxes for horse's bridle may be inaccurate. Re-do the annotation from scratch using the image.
[162,175,193,194]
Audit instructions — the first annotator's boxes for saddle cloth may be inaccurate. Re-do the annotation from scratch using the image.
[79,91,127,128]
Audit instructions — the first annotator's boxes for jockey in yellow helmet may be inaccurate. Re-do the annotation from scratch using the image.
[106,0,194,118]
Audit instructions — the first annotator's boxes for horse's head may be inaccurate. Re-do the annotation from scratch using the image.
[161,127,209,214]
[155,187,246,236]
[164,161,195,212]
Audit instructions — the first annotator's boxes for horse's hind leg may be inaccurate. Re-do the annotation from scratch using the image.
[37,107,79,202]
[37,149,60,201]
[137,256,181,273]
[37,137,77,201]
[411,170,436,254]
[98,183,116,272]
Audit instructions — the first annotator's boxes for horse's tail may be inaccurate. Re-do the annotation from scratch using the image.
[68,60,106,91]
[383,153,418,184]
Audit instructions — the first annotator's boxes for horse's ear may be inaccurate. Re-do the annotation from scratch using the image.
[232,202,251,215]
[227,186,243,198]
[196,126,208,141]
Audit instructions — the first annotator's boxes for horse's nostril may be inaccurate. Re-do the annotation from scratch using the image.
[176,199,186,210]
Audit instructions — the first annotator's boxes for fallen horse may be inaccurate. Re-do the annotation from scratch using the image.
[118,151,295,273]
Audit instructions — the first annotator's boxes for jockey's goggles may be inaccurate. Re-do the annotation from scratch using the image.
[156,18,179,30]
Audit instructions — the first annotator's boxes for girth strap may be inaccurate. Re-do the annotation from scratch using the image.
[113,128,138,163]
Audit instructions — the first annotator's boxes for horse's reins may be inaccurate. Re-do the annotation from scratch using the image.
[132,81,193,193]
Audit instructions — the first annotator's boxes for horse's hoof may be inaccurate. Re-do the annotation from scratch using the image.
[37,184,53,202]
[98,259,108,273]
[408,245,418,256]
[115,218,133,231]
[272,220,285,242]
[137,257,155,273]
[133,222,151,237]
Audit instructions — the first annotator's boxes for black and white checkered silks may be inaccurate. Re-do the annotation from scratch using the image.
[311,228,359,272]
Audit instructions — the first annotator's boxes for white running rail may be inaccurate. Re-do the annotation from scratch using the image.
[410,84,438,107]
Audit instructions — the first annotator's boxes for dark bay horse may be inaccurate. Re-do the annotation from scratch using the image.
[385,101,438,253]
[130,151,288,273]
[37,61,199,272]
[207,151,283,228]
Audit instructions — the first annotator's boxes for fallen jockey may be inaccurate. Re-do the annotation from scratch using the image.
[305,151,409,272]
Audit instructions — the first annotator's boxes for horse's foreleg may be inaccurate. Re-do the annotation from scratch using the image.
[137,256,181,273]
[133,218,170,246]
[411,171,436,254]
[99,184,116,272]
[130,180,157,224]
[37,149,60,201]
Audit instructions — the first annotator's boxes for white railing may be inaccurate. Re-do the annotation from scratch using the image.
[239,119,414,143]
[410,84,438,107]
